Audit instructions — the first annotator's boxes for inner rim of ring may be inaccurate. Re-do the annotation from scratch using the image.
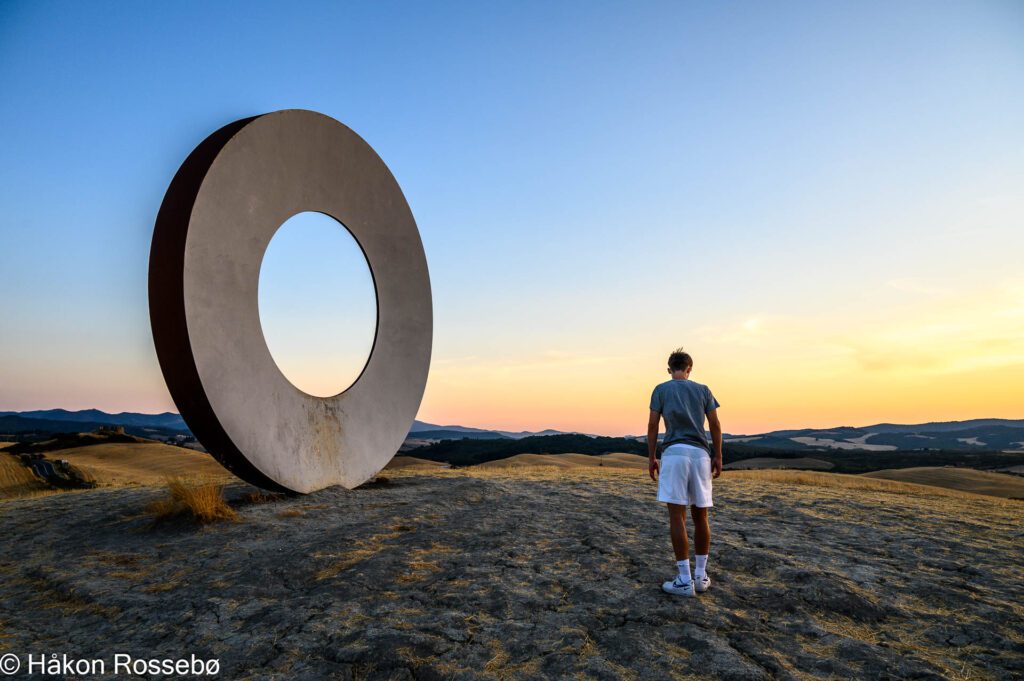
[257,209,380,400]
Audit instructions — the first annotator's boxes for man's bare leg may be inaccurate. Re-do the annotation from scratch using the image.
[665,503,694,589]
[667,503,689,560]
[691,505,711,589]
[691,505,710,555]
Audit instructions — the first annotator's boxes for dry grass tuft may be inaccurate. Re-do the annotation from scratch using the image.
[483,640,511,675]
[480,637,544,679]
[819,615,881,644]
[146,477,238,525]
[277,509,305,519]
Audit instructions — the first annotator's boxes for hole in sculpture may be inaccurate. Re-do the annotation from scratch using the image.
[258,211,377,397]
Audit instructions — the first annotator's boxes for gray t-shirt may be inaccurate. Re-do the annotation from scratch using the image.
[649,379,720,455]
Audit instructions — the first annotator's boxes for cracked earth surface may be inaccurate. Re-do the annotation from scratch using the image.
[1,467,1021,680]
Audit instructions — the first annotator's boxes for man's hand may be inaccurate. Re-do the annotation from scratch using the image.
[647,408,661,482]
[707,408,723,479]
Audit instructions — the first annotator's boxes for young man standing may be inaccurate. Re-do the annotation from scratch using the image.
[647,348,723,597]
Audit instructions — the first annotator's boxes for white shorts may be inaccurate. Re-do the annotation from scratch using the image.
[657,443,713,507]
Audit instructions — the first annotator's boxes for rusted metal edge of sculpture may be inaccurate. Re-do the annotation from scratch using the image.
[148,115,289,493]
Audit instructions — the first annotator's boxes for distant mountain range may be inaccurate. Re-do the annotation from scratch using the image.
[0,409,190,441]
[410,418,1024,452]
[716,419,1024,453]
[0,409,187,430]
[409,420,578,440]
[2,410,1022,454]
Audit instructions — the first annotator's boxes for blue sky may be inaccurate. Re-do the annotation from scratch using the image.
[2,1,1022,434]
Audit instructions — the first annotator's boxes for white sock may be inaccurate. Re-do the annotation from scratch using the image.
[695,554,708,578]
[676,559,691,584]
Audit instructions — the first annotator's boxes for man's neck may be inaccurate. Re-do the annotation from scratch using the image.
[670,373,689,380]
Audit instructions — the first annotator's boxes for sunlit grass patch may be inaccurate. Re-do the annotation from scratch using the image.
[83,552,153,581]
[394,541,453,583]
[483,640,510,676]
[396,558,442,583]
[331,604,371,626]
[602,657,639,681]
[141,569,188,593]
[887,625,991,680]
[396,646,436,667]
[314,546,379,580]
[398,647,471,678]
[27,574,120,618]
[818,614,882,645]
[388,606,424,629]
[657,641,693,660]
[0,452,51,499]
[0,612,17,651]
[808,606,990,679]
[314,524,417,580]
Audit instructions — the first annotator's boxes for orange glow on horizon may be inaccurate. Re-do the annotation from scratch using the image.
[413,278,1024,436]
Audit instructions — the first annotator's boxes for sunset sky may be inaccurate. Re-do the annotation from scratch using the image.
[1,1,1022,436]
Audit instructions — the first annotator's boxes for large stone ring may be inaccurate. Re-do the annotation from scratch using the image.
[149,110,432,493]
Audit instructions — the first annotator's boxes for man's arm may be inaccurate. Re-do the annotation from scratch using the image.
[707,408,723,478]
[647,409,661,481]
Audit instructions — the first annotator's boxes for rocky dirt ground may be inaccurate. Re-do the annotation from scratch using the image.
[0,467,1021,680]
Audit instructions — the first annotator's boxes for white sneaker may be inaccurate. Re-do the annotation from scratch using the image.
[694,574,711,593]
[662,576,695,597]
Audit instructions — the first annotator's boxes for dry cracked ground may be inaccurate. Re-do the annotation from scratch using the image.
[0,467,1022,680]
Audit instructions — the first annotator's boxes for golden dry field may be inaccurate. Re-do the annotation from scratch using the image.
[37,442,237,488]
[0,452,51,498]
[862,466,1024,499]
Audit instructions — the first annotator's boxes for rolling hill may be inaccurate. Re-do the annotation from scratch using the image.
[720,419,1024,452]
[403,432,1024,472]
[410,433,647,466]
[862,466,1024,499]
[52,442,235,488]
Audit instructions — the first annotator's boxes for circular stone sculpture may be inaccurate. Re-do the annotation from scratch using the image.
[149,110,432,494]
